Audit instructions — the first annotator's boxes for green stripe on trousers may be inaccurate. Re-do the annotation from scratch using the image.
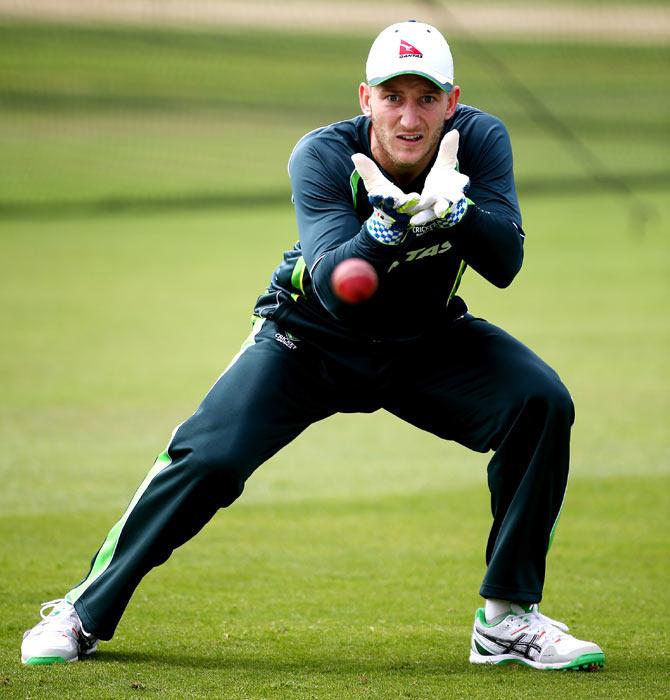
[65,318,266,606]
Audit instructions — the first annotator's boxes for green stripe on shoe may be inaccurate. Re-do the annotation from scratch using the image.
[492,652,605,671]
[565,652,605,669]
[476,608,503,628]
[65,450,173,604]
[24,656,69,665]
[475,640,495,656]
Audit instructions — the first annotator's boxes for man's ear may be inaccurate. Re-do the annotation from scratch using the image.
[359,82,372,116]
[446,85,461,119]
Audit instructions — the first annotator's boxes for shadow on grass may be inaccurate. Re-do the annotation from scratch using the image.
[93,649,629,677]
[95,649,461,676]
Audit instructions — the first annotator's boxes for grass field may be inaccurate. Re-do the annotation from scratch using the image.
[1,22,668,211]
[1,18,669,699]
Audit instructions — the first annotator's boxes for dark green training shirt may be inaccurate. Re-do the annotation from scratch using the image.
[254,104,524,347]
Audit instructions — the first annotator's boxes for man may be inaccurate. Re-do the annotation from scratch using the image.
[21,20,604,671]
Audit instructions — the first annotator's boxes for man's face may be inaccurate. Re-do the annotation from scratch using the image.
[359,75,460,184]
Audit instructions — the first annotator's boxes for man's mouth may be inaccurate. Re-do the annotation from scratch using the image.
[397,134,423,142]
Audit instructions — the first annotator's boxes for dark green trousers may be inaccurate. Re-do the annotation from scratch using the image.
[67,315,573,640]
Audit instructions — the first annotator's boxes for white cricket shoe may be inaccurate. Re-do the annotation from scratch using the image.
[469,604,604,671]
[21,599,98,665]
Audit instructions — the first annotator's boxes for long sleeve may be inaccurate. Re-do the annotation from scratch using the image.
[446,112,525,288]
[288,140,397,316]
[448,205,524,288]
[267,109,527,341]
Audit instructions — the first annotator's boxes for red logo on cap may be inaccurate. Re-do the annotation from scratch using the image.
[399,39,422,58]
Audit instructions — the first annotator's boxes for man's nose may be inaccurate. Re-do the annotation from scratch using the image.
[399,103,421,130]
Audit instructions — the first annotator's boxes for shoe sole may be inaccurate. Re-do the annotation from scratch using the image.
[469,651,605,671]
[22,642,98,666]
[22,655,76,665]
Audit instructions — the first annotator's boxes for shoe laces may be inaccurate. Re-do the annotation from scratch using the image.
[39,598,73,621]
[517,604,569,637]
[38,598,97,642]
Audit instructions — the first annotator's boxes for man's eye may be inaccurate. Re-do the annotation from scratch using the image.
[422,95,437,104]
[386,95,400,102]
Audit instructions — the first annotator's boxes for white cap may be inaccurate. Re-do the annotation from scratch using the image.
[366,20,454,93]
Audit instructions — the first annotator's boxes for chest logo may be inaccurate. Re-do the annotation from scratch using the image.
[387,240,453,272]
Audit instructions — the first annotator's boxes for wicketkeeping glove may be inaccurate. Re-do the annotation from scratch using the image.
[351,153,420,245]
[409,129,471,228]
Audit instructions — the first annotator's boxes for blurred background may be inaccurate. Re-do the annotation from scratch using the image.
[0,0,668,531]
[0,2,669,694]
[1,1,668,217]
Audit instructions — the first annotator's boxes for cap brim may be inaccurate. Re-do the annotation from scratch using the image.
[368,71,452,93]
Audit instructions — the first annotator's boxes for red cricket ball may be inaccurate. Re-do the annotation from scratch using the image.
[331,258,379,304]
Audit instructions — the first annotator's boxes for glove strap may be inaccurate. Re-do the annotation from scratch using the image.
[441,196,472,228]
[366,208,407,245]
